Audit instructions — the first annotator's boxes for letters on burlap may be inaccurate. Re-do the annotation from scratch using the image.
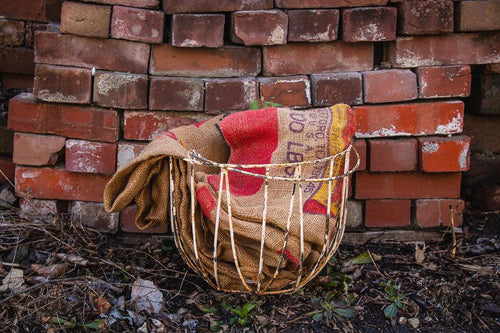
[104,105,356,291]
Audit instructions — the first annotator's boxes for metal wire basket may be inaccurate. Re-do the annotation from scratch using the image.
[168,145,359,295]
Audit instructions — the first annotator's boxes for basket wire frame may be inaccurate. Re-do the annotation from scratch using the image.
[169,145,360,295]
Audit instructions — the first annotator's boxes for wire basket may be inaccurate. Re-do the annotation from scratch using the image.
[168,145,359,295]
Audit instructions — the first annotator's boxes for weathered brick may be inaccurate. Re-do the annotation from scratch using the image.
[311,72,362,106]
[365,199,411,228]
[355,171,462,199]
[45,0,63,22]
[354,101,464,138]
[0,47,34,75]
[397,0,453,35]
[418,65,471,98]
[117,141,147,170]
[2,74,33,90]
[472,184,500,212]
[205,78,259,113]
[15,166,111,202]
[456,0,500,32]
[0,127,13,156]
[464,114,500,154]
[111,6,164,44]
[231,10,288,46]
[60,1,111,38]
[0,157,15,185]
[342,7,396,42]
[415,199,464,228]
[94,71,148,109]
[258,76,311,108]
[418,135,470,172]
[487,63,500,74]
[469,72,500,115]
[163,0,273,13]
[66,139,117,174]
[124,111,208,140]
[19,198,68,218]
[150,44,261,77]
[13,133,65,166]
[34,64,92,104]
[0,0,47,22]
[346,200,363,228]
[363,69,417,103]
[150,77,204,111]
[81,0,159,8]
[8,93,120,142]
[25,22,60,48]
[120,205,168,233]
[288,9,339,42]
[369,138,418,172]
[263,42,373,76]
[70,201,119,233]
[387,33,500,68]
[0,19,25,46]
[275,0,388,8]
[351,139,366,171]
[172,14,224,48]
[35,31,150,74]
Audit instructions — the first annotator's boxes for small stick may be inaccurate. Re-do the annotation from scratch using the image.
[450,205,456,258]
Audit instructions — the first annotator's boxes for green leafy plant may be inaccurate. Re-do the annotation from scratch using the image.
[248,100,282,110]
[306,292,357,324]
[380,280,406,319]
[229,302,256,326]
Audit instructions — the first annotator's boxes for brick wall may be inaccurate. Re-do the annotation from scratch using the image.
[2,0,499,233]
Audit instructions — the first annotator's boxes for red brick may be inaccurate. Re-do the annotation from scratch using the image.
[150,77,204,111]
[150,44,261,77]
[342,7,396,42]
[163,0,273,13]
[8,93,120,142]
[15,166,111,202]
[117,141,147,170]
[369,138,417,172]
[363,69,417,103]
[231,10,288,46]
[365,199,411,228]
[204,78,259,113]
[25,22,60,48]
[415,199,464,228]
[0,0,47,22]
[355,171,462,199]
[111,6,164,44]
[346,200,363,228]
[0,20,25,46]
[0,156,15,185]
[263,42,373,76]
[0,47,34,75]
[94,71,148,109]
[288,9,339,42]
[81,0,159,8]
[172,14,224,48]
[464,114,500,154]
[13,133,65,166]
[123,111,208,140]
[311,72,362,106]
[120,205,168,233]
[275,0,388,8]
[19,198,68,218]
[418,135,470,172]
[70,201,119,232]
[397,1,453,35]
[387,33,500,68]
[456,0,500,32]
[354,101,464,138]
[34,64,92,104]
[418,65,471,98]
[61,2,111,38]
[2,74,33,90]
[66,139,117,174]
[45,0,63,22]
[35,31,150,74]
[351,139,366,171]
[258,76,311,108]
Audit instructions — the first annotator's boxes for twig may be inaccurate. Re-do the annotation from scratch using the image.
[450,205,456,258]
[0,168,14,188]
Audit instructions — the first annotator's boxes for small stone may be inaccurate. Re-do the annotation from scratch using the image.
[408,317,420,329]
[398,316,407,325]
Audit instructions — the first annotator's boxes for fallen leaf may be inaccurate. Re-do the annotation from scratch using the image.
[348,251,381,264]
[94,296,112,315]
[56,253,89,266]
[131,278,164,315]
[459,264,496,275]
[31,263,68,279]
[414,242,426,264]
[0,268,24,292]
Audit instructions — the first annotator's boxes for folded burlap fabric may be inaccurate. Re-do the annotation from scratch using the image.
[104,105,355,291]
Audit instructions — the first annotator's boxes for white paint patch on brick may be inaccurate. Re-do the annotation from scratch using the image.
[356,23,385,41]
[97,73,140,95]
[19,169,42,179]
[398,49,443,68]
[422,141,439,153]
[436,112,463,134]
[269,25,285,44]
[178,39,201,47]
[243,80,258,102]
[355,125,413,138]
[37,89,77,103]
[459,142,469,169]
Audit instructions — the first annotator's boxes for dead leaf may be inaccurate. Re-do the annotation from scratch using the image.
[131,278,163,315]
[94,296,112,315]
[56,253,89,266]
[31,263,68,279]
[0,268,25,292]
[459,264,496,275]
[415,242,426,264]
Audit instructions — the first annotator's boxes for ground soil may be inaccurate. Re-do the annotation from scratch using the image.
[0,205,498,332]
